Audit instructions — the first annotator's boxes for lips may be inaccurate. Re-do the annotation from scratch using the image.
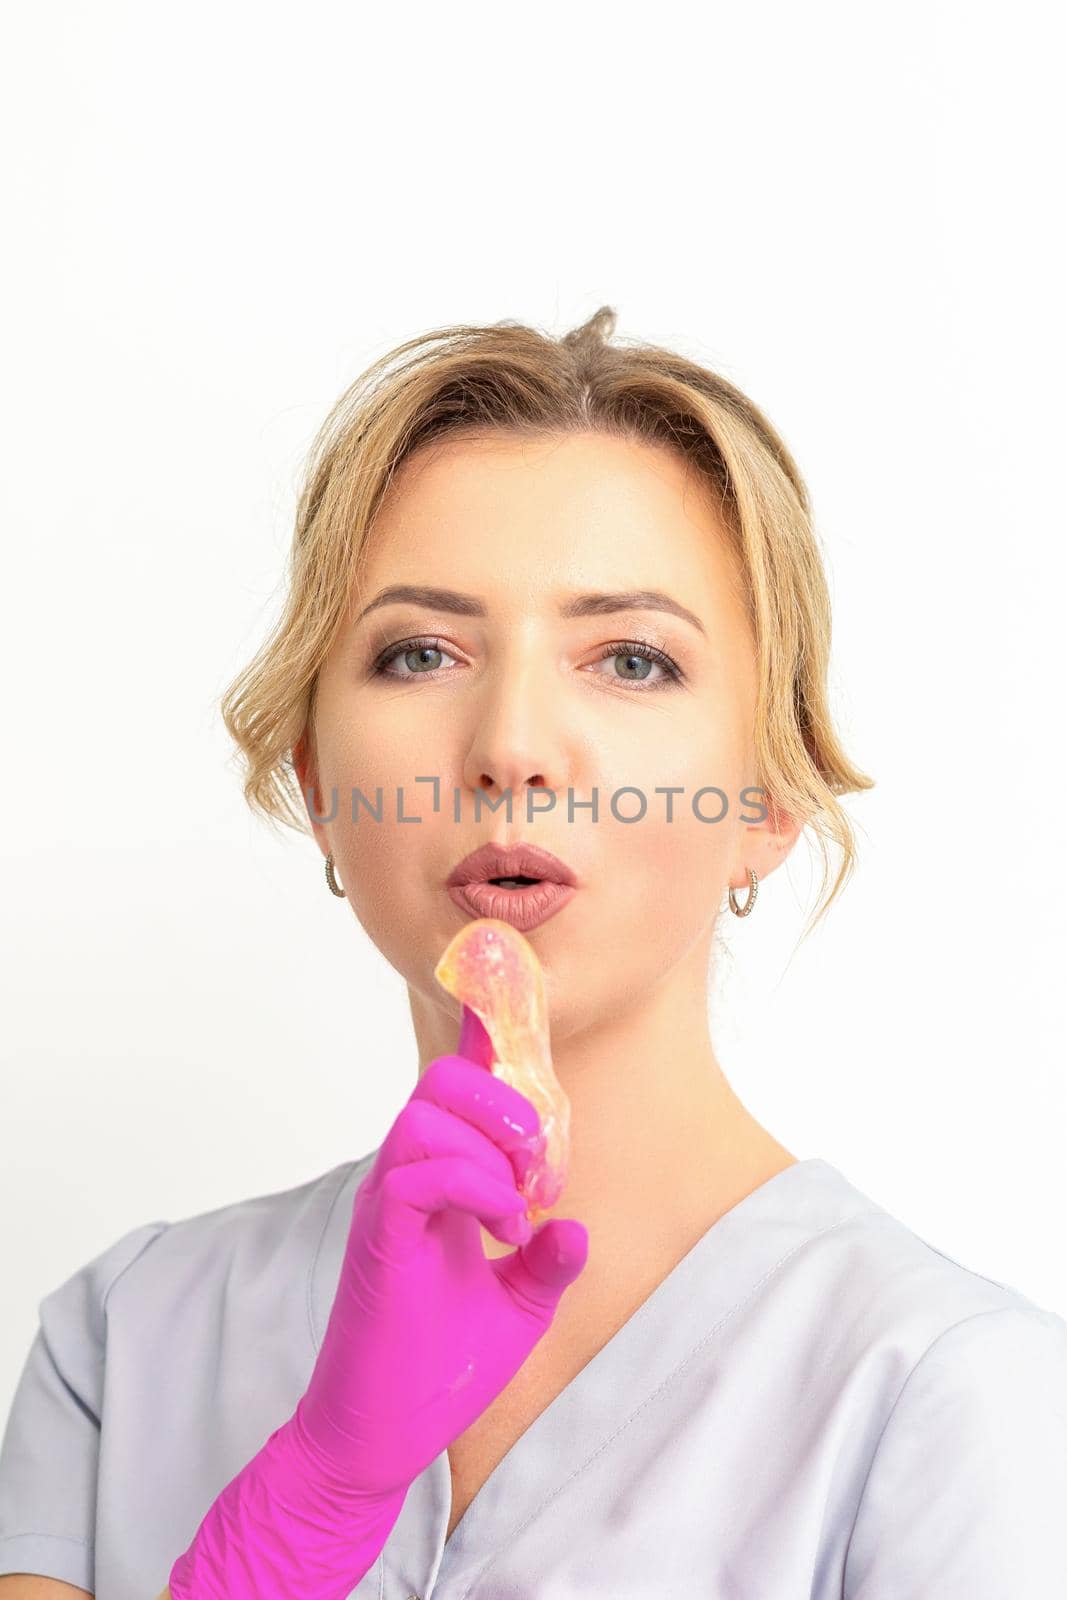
[446,842,578,932]
[447,842,577,889]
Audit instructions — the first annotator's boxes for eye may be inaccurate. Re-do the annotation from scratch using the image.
[368,634,685,689]
[588,640,683,691]
[371,636,462,680]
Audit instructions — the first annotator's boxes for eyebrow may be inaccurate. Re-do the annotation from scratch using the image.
[353,584,707,638]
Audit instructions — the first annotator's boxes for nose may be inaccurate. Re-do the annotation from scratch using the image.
[460,639,570,810]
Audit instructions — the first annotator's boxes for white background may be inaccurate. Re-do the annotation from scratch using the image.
[2,1,1064,1419]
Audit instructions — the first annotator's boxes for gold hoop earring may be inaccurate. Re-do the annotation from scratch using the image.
[728,866,759,917]
[325,851,346,898]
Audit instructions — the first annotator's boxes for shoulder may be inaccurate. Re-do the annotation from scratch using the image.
[888,1298,1067,1404]
[786,1167,1067,1590]
[772,1163,1067,1473]
[841,1305,1067,1593]
[41,1150,377,1354]
[791,1162,1065,1371]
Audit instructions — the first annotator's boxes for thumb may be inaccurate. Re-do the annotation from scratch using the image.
[495,1217,589,1309]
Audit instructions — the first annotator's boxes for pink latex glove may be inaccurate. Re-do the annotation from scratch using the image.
[168,1007,589,1600]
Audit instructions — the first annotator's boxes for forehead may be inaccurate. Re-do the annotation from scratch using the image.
[361,430,748,614]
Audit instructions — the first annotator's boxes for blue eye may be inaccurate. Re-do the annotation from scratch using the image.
[369,635,683,690]
[591,642,682,689]
[375,641,455,677]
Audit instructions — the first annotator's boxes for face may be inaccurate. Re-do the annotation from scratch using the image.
[295,429,796,1053]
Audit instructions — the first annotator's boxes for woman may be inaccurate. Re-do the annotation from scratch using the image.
[2,308,1064,1599]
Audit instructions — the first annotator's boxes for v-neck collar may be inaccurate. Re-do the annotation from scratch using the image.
[310,1152,879,1599]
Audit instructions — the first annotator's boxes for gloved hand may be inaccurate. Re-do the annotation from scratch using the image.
[168,1005,589,1600]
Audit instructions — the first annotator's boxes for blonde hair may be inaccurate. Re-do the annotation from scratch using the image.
[219,306,874,942]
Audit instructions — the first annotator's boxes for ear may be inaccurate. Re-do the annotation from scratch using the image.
[729,786,805,894]
[292,729,331,856]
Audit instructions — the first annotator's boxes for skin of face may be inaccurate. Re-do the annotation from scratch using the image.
[294,429,803,1284]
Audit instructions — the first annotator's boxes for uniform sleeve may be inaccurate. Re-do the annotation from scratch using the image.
[844,1303,1067,1598]
[0,1220,169,1590]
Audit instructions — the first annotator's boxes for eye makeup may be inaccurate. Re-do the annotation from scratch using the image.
[366,633,686,691]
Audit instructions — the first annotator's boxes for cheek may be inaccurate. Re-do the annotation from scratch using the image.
[584,720,743,949]
[323,712,427,788]
[317,702,456,844]
[617,716,745,854]
[329,783,458,968]
[333,825,430,987]
[604,808,731,945]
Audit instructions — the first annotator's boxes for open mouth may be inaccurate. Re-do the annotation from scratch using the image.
[446,843,578,931]
[448,872,576,931]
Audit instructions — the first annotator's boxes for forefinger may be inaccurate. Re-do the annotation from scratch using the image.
[412,1048,545,1183]
[458,1003,494,1068]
